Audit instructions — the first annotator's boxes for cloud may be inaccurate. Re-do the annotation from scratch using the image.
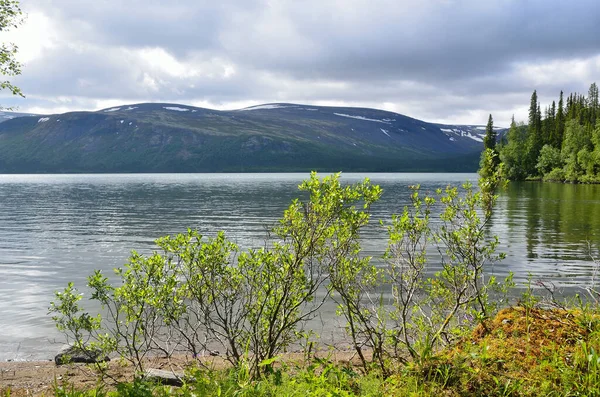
[1,0,599,126]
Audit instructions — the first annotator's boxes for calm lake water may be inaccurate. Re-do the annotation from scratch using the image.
[0,173,599,361]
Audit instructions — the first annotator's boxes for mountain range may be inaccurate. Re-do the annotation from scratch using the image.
[0,103,500,173]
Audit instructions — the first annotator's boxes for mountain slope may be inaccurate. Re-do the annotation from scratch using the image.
[0,103,494,173]
[0,110,38,123]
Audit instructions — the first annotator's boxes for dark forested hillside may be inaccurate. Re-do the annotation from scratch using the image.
[0,103,493,173]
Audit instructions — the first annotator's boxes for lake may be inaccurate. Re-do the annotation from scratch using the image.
[0,173,599,361]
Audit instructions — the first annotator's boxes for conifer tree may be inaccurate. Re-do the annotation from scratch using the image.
[480,114,499,176]
[589,82,599,125]
[555,91,565,148]
[536,103,542,136]
[529,90,538,126]
[542,106,550,146]
[483,114,496,151]
[547,101,556,145]
[526,90,543,175]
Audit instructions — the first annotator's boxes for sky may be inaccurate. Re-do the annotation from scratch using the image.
[1,0,599,127]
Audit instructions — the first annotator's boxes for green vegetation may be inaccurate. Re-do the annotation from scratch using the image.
[45,296,600,396]
[53,171,600,396]
[44,172,600,395]
[0,0,24,105]
[496,83,600,183]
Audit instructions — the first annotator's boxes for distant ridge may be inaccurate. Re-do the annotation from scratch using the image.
[0,103,501,173]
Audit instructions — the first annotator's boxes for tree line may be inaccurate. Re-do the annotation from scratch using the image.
[480,82,600,183]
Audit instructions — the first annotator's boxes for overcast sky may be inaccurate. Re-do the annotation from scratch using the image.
[1,0,599,126]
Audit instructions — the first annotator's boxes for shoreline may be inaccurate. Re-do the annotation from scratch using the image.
[2,307,599,396]
[0,349,363,396]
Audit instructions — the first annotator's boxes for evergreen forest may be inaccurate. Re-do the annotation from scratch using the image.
[485,82,600,183]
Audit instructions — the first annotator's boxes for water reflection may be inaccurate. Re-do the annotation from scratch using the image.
[495,182,600,287]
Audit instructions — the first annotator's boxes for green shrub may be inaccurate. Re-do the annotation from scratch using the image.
[543,167,566,182]
[50,172,382,378]
[50,172,511,388]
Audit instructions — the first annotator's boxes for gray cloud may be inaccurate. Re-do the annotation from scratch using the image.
[2,0,599,125]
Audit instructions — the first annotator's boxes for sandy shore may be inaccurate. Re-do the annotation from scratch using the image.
[0,349,361,396]
[1,359,97,396]
[0,355,222,396]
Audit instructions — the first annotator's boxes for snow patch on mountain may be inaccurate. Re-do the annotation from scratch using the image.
[240,104,294,111]
[163,107,190,112]
[104,108,120,112]
[333,113,390,124]
[462,131,483,142]
[439,126,487,143]
[38,117,50,123]
[381,128,391,137]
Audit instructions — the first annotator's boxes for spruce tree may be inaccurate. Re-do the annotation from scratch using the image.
[526,90,543,175]
[589,82,598,125]
[536,103,542,137]
[542,106,550,146]
[548,101,556,144]
[479,114,500,180]
[529,90,538,126]
[555,91,565,148]
[483,114,496,150]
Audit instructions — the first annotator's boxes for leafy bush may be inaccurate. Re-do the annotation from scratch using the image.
[333,182,512,376]
[50,172,510,385]
[543,167,566,182]
[535,144,563,175]
[50,172,382,377]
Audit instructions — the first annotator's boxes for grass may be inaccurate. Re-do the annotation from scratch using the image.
[27,305,600,396]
